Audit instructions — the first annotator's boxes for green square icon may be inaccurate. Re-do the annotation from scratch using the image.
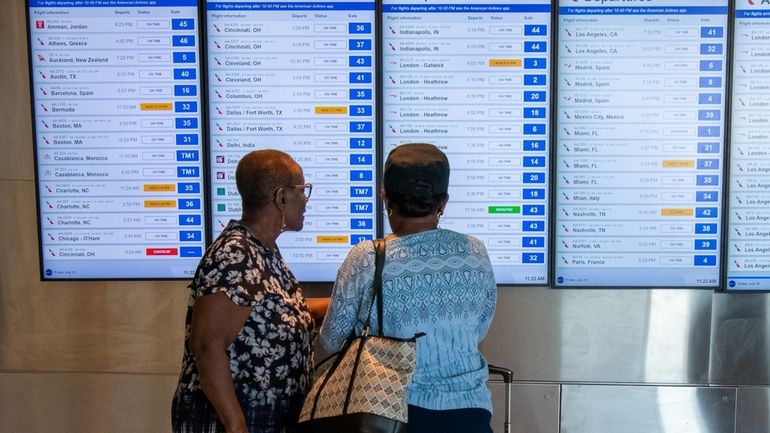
[217,188,225,196]
[217,203,226,212]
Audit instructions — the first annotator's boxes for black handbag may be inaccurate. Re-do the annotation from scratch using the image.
[298,239,423,433]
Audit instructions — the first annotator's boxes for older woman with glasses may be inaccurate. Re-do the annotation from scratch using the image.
[172,149,328,433]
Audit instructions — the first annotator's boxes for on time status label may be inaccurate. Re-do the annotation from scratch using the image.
[554,0,728,287]
[207,0,377,282]
[29,0,205,279]
[382,0,551,285]
[727,0,770,291]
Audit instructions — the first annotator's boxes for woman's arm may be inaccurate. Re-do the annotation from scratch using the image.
[318,242,373,352]
[190,292,252,433]
[472,238,497,339]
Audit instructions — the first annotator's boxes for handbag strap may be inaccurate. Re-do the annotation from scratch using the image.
[362,238,386,336]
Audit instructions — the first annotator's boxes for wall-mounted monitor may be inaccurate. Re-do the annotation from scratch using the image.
[725,0,770,292]
[31,0,770,290]
[553,0,729,287]
[28,0,206,279]
[381,0,552,285]
[206,0,378,282]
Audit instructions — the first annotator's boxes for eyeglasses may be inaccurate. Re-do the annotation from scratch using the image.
[290,183,313,199]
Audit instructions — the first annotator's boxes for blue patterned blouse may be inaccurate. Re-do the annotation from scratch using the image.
[319,229,497,413]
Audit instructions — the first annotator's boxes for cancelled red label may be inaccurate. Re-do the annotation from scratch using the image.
[146,248,178,256]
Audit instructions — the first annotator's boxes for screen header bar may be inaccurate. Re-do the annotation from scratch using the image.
[208,1,374,10]
[383,4,550,13]
[560,6,727,15]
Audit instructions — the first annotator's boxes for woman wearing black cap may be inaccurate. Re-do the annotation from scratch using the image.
[319,143,497,433]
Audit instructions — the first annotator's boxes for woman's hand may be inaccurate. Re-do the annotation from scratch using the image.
[306,296,331,325]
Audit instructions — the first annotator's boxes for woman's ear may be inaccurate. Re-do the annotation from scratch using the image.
[439,194,449,213]
[380,185,389,208]
[273,187,286,207]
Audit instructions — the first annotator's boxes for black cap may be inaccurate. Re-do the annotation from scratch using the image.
[384,143,449,196]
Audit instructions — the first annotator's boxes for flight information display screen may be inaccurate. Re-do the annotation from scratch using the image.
[554,0,728,287]
[726,0,770,291]
[207,0,377,282]
[382,0,552,285]
[29,0,205,279]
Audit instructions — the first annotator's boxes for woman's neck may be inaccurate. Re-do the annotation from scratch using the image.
[388,214,438,238]
[241,213,281,249]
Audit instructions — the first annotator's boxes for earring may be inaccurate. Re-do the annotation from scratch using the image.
[279,210,287,232]
[387,208,393,217]
[438,210,447,227]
